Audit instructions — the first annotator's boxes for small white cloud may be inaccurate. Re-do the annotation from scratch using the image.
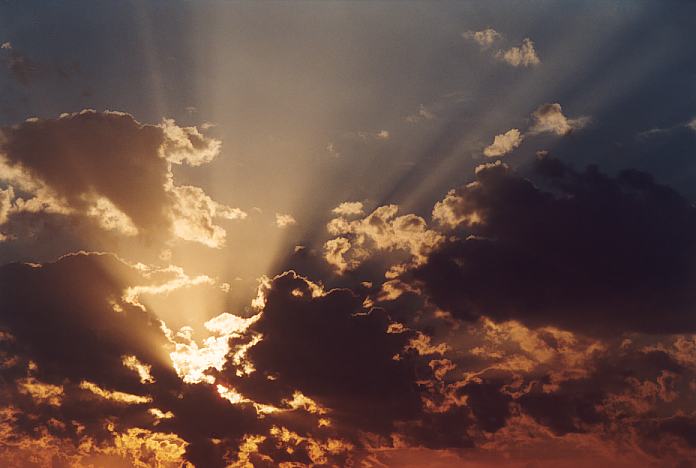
[496,38,540,67]
[1,42,12,50]
[376,130,390,140]
[275,213,297,228]
[462,28,502,48]
[528,103,588,135]
[483,128,524,157]
[332,201,364,216]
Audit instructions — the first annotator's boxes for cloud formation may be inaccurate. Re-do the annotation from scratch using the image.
[324,204,443,274]
[529,103,589,135]
[483,103,588,157]
[462,28,502,48]
[496,38,540,67]
[414,155,696,335]
[464,30,540,67]
[0,110,246,248]
[275,213,297,228]
[483,128,524,157]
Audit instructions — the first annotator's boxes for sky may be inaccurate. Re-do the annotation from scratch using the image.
[0,1,695,467]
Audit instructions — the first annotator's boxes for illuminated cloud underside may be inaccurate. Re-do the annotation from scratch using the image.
[1,3,695,467]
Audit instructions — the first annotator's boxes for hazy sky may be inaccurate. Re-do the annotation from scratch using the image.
[1,1,695,467]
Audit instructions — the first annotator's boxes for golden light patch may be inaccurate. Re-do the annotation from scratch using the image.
[17,377,63,406]
[122,355,155,384]
[79,381,152,404]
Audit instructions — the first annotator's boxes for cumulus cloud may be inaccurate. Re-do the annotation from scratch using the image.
[464,31,540,68]
[331,201,364,216]
[275,213,297,228]
[324,204,443,274]
[483,128,524,157]
[0,110,246,248]
[2,247,696,466]
[223,271,422,436]
[482,103,588,158]
[529,103,589,135]
[413,156,696,335]
[496,38,540,67]
[462,28,502,48]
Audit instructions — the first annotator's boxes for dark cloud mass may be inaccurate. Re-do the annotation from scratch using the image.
[1,111,169,231]
[0,253,263,467]
[1,1,696,467]
[416,156,696,335]
[225,271,423,435]
[0,109,245,251]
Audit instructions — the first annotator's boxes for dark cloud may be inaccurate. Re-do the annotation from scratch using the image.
[416,156,696,335]
[0,252,168,387]
[224,271,424,436]
[0,111,167,233]
[0,252,263,467]
[0,110,244,248]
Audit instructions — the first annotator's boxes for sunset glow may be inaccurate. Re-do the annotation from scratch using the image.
[1,2,695,467]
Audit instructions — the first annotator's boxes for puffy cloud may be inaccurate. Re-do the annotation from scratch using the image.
[462,28,502,48]
[0,110,245,248]
[331,201,364,216]
[481,103,588,158]
[483,128,524,157]
[412,156,696,335]
[160,118,222,166]
[169,183,246,248]
[496,38,540,67]
[324,204,443,274]
[275,213,297,228]
[529,103,589,135]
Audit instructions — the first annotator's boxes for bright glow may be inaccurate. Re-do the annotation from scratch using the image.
[122,355,155,384]
[79,381,152,404]
[168,312,259,384]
